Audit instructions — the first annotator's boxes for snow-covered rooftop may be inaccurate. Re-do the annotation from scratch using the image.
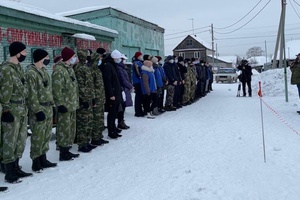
[0,1,118,35]
[248,56,271,66]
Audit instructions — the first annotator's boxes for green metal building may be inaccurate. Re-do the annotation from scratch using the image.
[0,1,118,72]
[59,6,165,60]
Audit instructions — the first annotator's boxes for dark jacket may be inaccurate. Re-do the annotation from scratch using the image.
[102,54,123,105]
[291,58,300,85]
[163,62,177,85]
[237,64,252,82]
[178,63,187,80]
[117,62,133,106]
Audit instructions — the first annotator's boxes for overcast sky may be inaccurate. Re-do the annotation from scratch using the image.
[17,0,300,57]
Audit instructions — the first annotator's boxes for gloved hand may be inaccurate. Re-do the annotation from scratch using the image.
[57,105,68,113]
[36,111,46,122]
[81,101,89,109]
[1,111,14,122]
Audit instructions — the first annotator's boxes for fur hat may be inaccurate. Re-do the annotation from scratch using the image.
[151,56,158,63]
[33,49,48,63]
[9,41,26,57]
[143,60,153,67]
[134,52,142,58]
[61,47,75,61]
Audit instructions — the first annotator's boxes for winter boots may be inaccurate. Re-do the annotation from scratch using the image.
[39,154,57,168]
[0,186,8,192]
[117,120,130,129]
[59,146,79,161]
[14,159,32,178]
[32,158,43,172]
[91,138,109,146]
[4,162,20,183]
[108,131,122,139]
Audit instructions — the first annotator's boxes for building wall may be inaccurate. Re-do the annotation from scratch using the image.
[66,8,165,60]
[0,8,115,74]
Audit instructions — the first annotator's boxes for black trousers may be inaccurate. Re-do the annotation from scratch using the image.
[157,87,165,109]
[107,103,119,134]
[173,85,182,107]
[133,83,144,115]
[117,103,126,123]
[242,81,252,96]
[143,93,157,113]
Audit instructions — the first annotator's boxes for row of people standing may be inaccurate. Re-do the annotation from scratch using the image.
[131,52,214,118]
[0,41,132,185]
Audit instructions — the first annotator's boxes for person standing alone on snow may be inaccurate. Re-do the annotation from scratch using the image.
[237,60,253,97]
[290,53,300,114]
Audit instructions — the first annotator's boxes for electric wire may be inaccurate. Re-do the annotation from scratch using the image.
[289,0,300,20]
[165,25,210,36]
[292,0,300,7]
[164,30,211,40]
[215,0,263,30]
[214,0,271,35]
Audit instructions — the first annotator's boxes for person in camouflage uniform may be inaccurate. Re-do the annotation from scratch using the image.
[183,59,192,105]
[52,47,79,161]
[0,41,32,183]
[0,103,8,192]
[74,49,96,152]
[190,61,198,102]
[90,48,109,145]
[27,49,57,172]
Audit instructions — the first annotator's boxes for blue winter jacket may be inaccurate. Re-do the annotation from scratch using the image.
[153,63,164,88]
[131,59,143,84]
[140,66,157,95]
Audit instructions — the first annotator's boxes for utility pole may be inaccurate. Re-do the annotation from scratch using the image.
[272,0,288,102]
[211,23,215,67]
[265,40,268,70]
[189,18,194,35]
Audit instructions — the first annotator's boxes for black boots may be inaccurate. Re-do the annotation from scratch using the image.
[91,138,109,146]
[108,132,122,139]
[0,186,8,192]
[59,146,79,161]
[117,120,130,129]
[39,154,57,168]
[4,162,20,183]
[32,158,43,172]
[14,159,32,178]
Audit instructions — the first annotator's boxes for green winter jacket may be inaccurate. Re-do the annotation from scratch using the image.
[26,64,54,118]
[291,62,300,85]
[74,50,94,102]
[0,61,28,117]
[91,52,105,104]
[52,61,79,112]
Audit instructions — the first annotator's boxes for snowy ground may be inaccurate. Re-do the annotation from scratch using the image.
[1,68,300,200]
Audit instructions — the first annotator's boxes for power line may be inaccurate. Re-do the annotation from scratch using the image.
[289,0,300,20]
[164,25,210,37]
[214,0,271,35]
[292,0,300,7]
[216,32,300,41]
[164,30,210,40]
[215,0,263,30]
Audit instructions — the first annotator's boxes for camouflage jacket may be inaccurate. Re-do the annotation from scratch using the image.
[91,52,105,100]
[74,50,94,102]
[188,65,197,85]
[52,61,79,112]
[0,61,28,117]
[26,64,54,117]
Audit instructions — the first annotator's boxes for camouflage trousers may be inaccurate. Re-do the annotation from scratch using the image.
[183,83,191,103]
[76,104,93,148]
[29,114,52,160]
[56,110,76,148]
[92,98,104,141]
[191,83,196,100]
[1,115,27,164]
[165,85,175,106]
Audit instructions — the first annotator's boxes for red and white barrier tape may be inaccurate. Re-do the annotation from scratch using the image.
[259,97,300,135]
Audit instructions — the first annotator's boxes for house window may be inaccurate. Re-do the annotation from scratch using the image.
[194,52,200,58]
[186,39,192,46]
[179,52,185,58]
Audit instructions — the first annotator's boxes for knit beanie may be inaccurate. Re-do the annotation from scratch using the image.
[61,47,75,61]
[33,49,48,63]
[178,56,184,62]
[134,52,142,58]
[143,60,153,68]
[53,55,62,63]
[9,41,26,57]
[96,48,106,55]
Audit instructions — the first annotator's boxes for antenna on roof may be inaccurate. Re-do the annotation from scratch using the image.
[189,18,194,36]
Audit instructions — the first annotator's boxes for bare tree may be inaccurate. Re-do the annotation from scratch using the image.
[246,46,263,58]
[9,0,21,2]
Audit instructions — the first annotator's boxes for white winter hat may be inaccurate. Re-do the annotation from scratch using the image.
[121,54,128,59]
[111,50,122,59]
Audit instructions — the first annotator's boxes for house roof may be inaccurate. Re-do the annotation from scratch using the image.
[208,55,237,64]
[57,6,164,33]
[173,35,212,51]
[0,1,118,36]
[190,35,212,50]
